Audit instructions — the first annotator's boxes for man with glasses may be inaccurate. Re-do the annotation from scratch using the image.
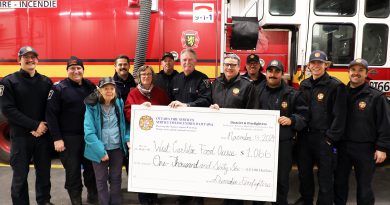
[0,46,53,205]
[46,56,98,205]
[210,53,257,205]
[242,54,266,89]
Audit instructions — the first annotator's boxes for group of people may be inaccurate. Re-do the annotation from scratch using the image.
[0,46,389,205]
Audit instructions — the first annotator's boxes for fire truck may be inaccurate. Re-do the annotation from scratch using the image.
[0,0,389,162]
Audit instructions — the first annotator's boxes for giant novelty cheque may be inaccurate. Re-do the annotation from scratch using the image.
[128,105,280,201]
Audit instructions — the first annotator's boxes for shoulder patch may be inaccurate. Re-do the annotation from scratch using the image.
[203,79,211,88]
[47,90,54,100]
[0,85,4,96]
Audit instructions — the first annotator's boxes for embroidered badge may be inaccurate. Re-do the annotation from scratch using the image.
[281,101,288,109]
[232,88,240,96]
[315,52,321,57]
[317,93,324,102]
[358,101,366,111]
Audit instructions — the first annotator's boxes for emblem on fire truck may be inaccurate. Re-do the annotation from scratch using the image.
[181,30,200,48]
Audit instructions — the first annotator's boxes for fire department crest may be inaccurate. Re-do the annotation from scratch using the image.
[0,85,4,96]
[281,101,288,109]
[358,101,367,111]
[181,30,200,48]
[139,115,154,131]
[317,93,324,102]
[232,88,240,96]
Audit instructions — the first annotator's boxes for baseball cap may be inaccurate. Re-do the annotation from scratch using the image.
[18,46,38,57]
[266,60,284,71]
[349,58,368,70]
[66,56,84,69]
[98,77,116,88]
[246,54,260,64]
[309,50,328,62]
[161,52,174,61]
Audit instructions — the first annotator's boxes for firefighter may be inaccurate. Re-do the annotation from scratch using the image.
[169,48,212,109]
[334,58,390,205]
[210,53,257,110]
[113,54,136,101]
[45,56,98,205]
[0,46,53,205]
[155,52,179,96]
[210,53,257,205]
[169,48,211,205]
[112,54,136,175]
[295,50,347,205]
[253,60,308,205]
[242,54,266,88]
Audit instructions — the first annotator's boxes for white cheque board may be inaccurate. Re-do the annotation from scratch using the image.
[128,105,280,202]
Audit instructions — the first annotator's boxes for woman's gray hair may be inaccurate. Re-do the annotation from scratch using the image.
[224,53,241,66]
[134,65,156,84]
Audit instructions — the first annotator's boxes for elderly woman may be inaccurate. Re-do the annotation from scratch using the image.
[83,77,129,205]
[124,65,170,205]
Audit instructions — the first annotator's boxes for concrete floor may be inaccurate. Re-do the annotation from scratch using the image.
[0,160,389,205]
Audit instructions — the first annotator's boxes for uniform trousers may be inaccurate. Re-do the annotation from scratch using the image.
[92,148,123,205]
[59,135,96,194]
[297,131,336,205]
[10,135,52,205]
[334,142,375,205]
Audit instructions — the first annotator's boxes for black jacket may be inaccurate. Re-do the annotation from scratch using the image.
[155,69,178,95]
[242,71,266,89]
[45,78,96,141]
[211,75,257,109]
[170,70,212,107]
[258,81,308,141]
[344,83,390,151]
[299,72,347,142]
[0,69,52,137]
[113,72,136,101]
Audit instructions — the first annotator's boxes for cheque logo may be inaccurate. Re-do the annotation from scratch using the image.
[139,115,154,131]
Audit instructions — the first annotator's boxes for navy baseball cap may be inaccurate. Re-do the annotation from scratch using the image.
[161,52,174,61]
[246,54,260,64]
[18,46,38,57]
[66,56,84,69]
[349,58,368,70]
[266,60,284,71]
[309,50,328,62]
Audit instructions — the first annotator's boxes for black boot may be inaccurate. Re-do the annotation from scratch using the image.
[87,189,98,204]
[68,190,82,205]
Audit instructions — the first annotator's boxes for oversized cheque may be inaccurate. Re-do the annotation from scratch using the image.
[128,105,280,201]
